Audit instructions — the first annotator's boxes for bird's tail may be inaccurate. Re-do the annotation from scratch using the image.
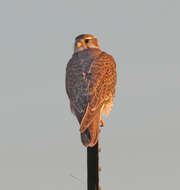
[80,112,100,147]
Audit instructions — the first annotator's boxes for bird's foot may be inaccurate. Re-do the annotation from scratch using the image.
[100,119,104,127]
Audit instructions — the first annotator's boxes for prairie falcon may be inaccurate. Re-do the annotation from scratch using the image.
[66,34,117,147]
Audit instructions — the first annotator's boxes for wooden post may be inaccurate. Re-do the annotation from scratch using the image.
[87,142,100,190]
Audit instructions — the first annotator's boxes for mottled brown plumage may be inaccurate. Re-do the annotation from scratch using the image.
[66,34,117,147]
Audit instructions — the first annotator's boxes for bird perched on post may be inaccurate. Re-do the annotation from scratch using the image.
[66,34,117,147]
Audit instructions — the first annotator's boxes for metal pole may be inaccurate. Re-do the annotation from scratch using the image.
[87,142,101,190]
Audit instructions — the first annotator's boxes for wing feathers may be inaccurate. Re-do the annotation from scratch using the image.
[66,49,116,147]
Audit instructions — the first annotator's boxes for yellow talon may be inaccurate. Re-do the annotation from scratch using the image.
[100,119,104,127]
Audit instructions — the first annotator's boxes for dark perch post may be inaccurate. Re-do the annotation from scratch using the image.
[87,142,100,190]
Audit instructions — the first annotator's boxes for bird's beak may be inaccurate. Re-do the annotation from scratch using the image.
[76,41,82,48]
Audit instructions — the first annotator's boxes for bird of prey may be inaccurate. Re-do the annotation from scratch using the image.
[66,34,117,147]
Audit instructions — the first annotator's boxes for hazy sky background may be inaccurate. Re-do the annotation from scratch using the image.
[0,0,180,189]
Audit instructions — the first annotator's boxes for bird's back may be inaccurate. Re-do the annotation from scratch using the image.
[66,46,116,147]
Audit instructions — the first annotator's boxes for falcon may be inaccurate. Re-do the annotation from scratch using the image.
[66,34,117,147]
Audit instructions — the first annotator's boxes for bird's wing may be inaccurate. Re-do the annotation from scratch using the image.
[80,52,117,133]
[66,53,93,123]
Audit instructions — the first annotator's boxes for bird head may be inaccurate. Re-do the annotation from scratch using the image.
[74,34,100,53]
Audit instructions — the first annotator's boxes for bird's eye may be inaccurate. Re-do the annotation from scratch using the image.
[85,39,89,43]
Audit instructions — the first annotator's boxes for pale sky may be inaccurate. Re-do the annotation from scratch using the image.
[0,0,180,190]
